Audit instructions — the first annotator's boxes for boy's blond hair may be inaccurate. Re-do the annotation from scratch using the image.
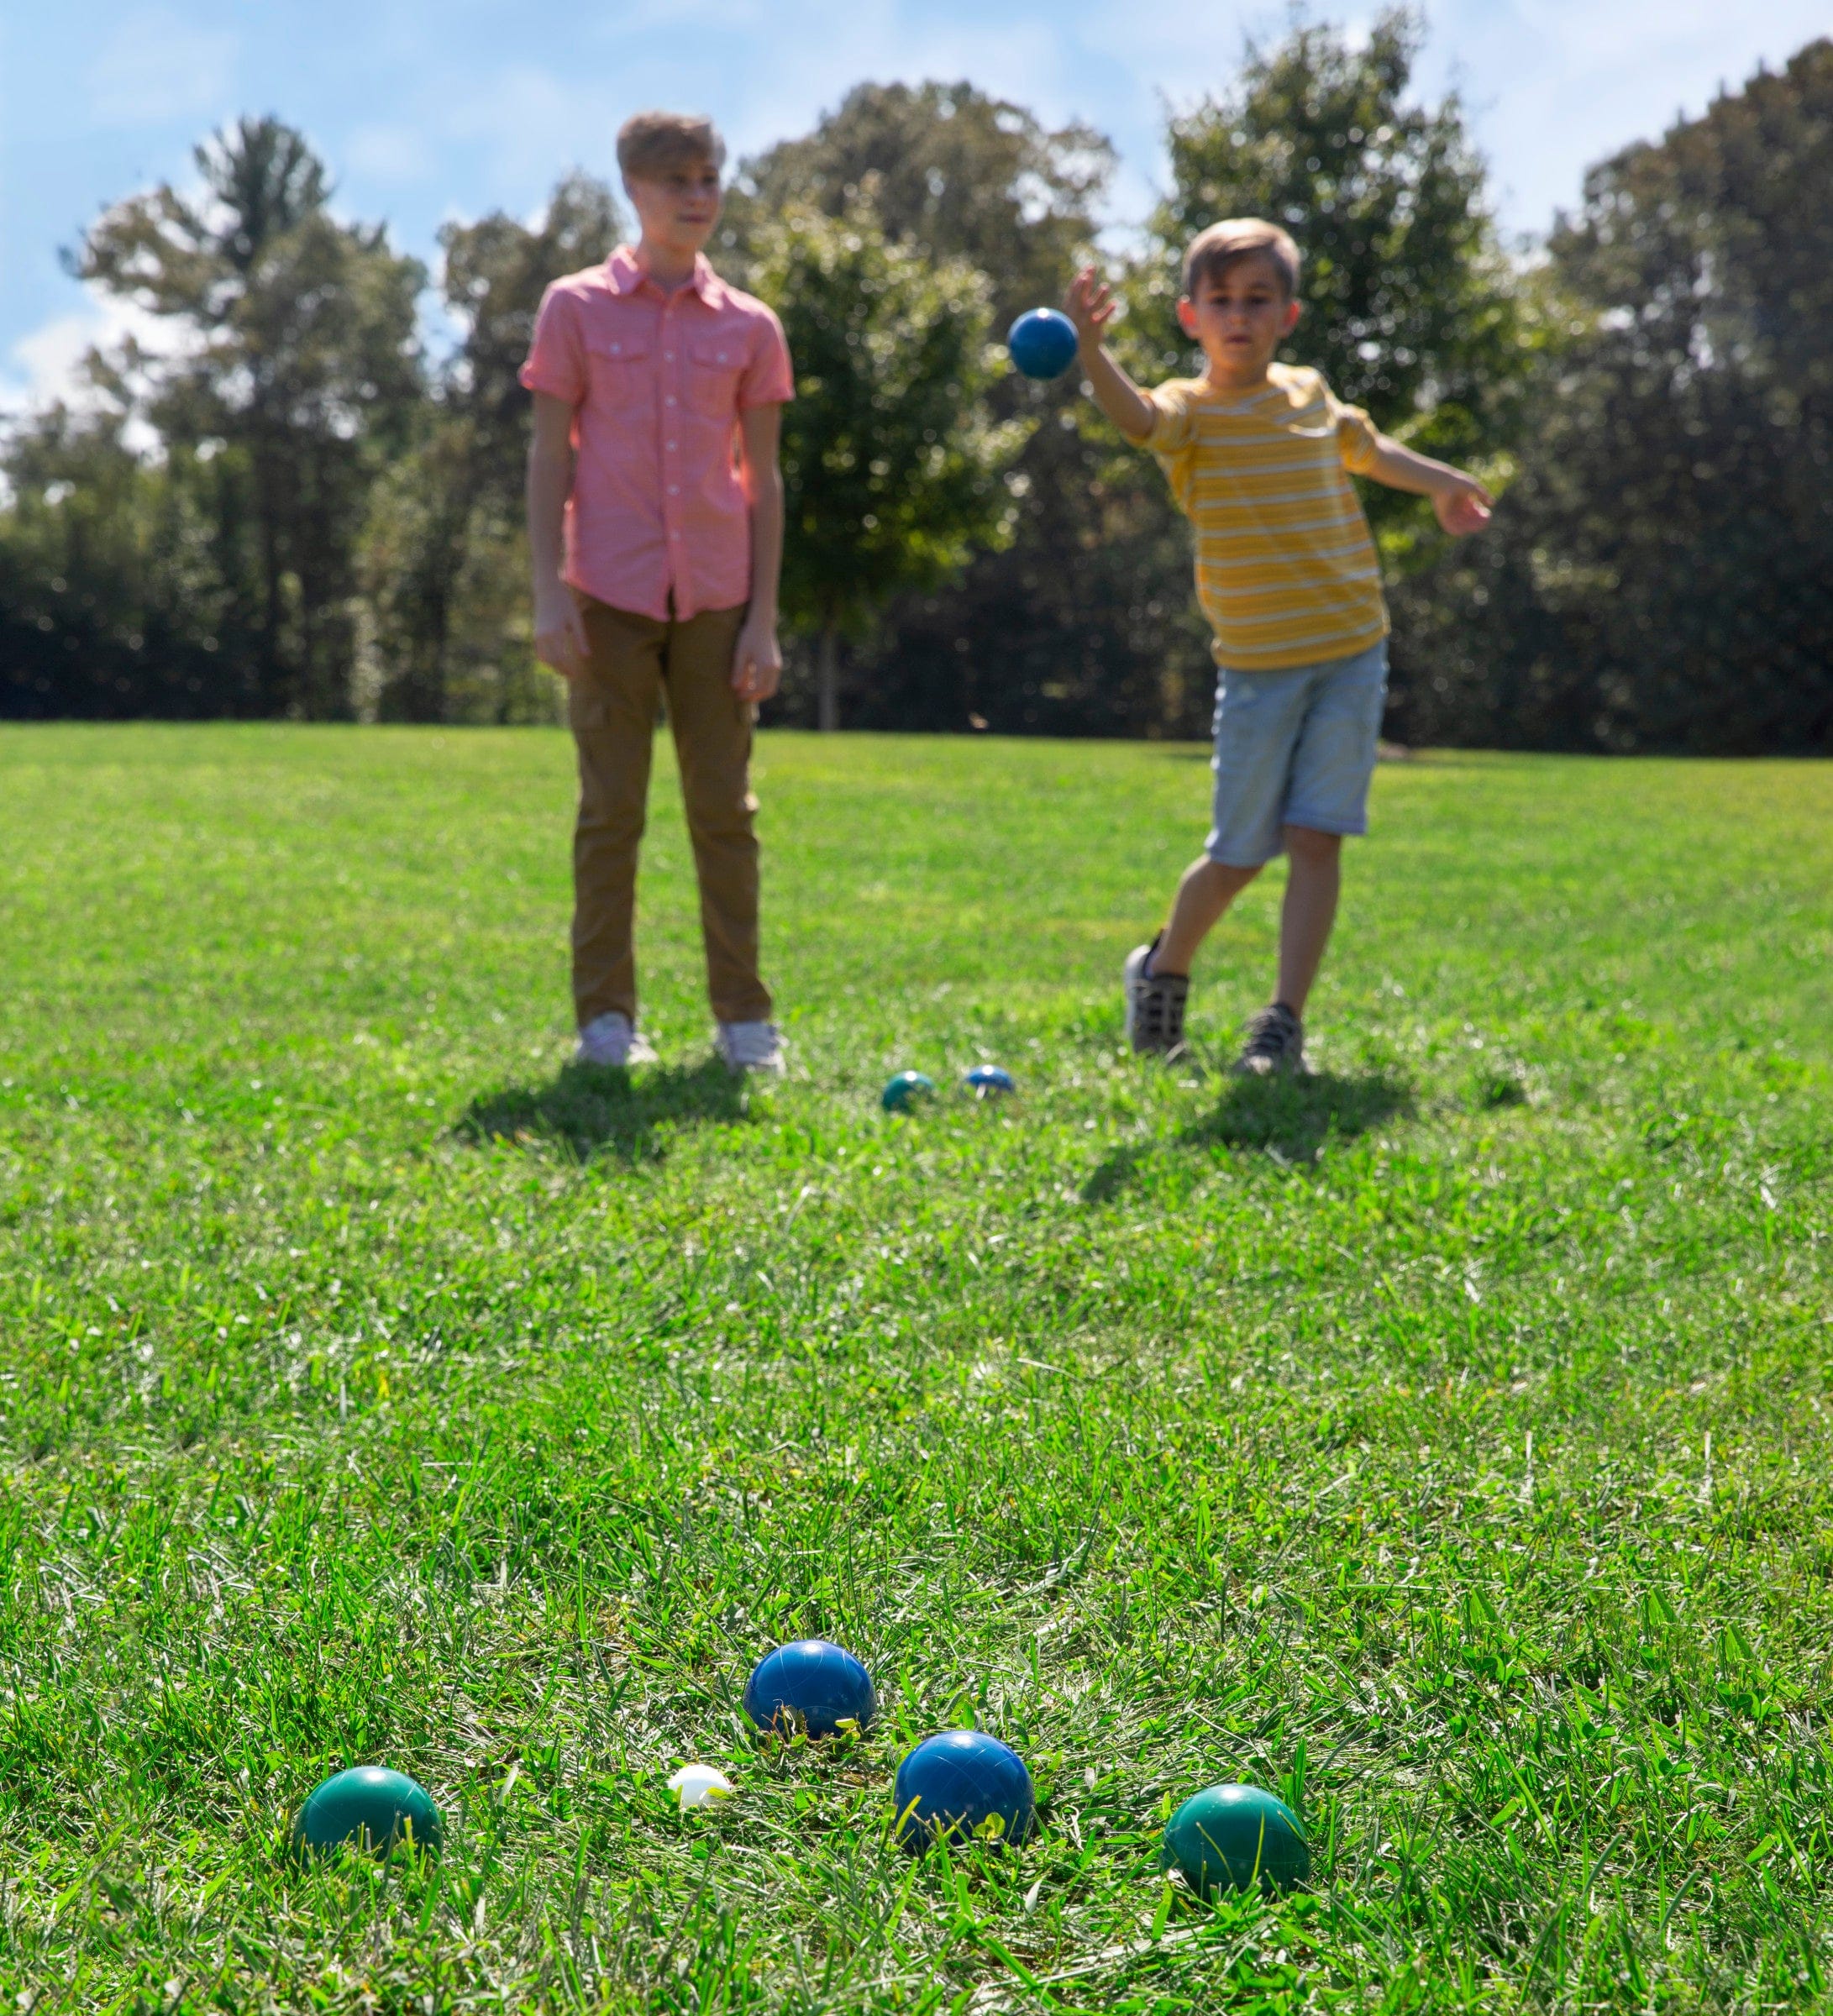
[616,111,726,181]
[1184,218,1301,302]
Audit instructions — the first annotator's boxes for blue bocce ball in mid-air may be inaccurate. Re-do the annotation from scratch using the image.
[743,1640,878,1739]
[881,1069,936,1113]
[1006,307,1079,381]
[291,1766,443,1861]
[1159,1782,1310,1896]
[893,1730,1036,1849]
[963,1064,1015,1099]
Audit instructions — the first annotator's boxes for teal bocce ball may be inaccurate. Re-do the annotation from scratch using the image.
[291,1766,443,1861]
[1160,1783,1308,1896]
[881,1070,936,1113]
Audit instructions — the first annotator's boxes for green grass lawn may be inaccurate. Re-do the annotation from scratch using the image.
[2,724,1831,2013]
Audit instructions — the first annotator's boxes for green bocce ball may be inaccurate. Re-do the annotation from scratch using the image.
[1160,1783,1309,1896]
[880,1070,936,1114]
[291,1766,443,1861]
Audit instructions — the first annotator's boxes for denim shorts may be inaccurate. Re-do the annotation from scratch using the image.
[1205,638,1389,867]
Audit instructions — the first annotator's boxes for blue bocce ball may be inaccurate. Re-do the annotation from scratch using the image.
[1006,307,1080,381]
[881,1070,936,1113]
[963,1064,1016,1099]
[1159,1782,1310,1896]
[743,1639,878,1738]
[291,1766,443,1861]
[893,1730,1036,1849]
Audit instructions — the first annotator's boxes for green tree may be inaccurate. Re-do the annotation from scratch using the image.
[439,171,621,516]
[729,82,1219,738]
[76,117,425,717]
[360,172,620,722]
[730,81,1111,327]
[0,401,253,718]
[1137,8,1533,565]
[749,202,1027,730]
[1393,37,1833,753]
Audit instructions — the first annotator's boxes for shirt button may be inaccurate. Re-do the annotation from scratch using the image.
[667,441,677,449]
[669,485,680,495]
[665,351,675,361]
[665,396,676,407]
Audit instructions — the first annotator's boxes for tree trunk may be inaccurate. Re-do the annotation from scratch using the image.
[817,623,839,733]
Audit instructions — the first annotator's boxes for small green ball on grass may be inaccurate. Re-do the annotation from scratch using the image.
[291,1766,442,1861]
[1160,1783,1308,1896]
[881,1070,936,1113]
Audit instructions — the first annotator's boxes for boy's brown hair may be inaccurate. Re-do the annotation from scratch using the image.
[1183,218,1301,302]
[616,111,726,181]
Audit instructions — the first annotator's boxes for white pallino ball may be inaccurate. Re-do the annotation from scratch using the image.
[668,1763,734,1811]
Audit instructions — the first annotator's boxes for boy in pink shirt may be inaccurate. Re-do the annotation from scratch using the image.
[521,112,793,1074]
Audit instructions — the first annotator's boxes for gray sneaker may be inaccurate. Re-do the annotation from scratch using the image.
[716,1020,786,1075]
[575,1011,658,1068]
[1122,937,1189,1055]
[1234,1002,1306,1078]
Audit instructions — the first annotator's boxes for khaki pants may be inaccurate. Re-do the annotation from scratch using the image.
[569,597,771,1030]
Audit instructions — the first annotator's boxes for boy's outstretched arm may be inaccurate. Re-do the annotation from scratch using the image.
[1363,434,1494,537]
[1063,267,1154,443]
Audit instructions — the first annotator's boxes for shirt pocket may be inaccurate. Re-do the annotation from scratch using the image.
[585,333,651,408]
[684,333,743,418]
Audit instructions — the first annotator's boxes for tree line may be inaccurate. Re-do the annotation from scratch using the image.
[3,16,1829,752]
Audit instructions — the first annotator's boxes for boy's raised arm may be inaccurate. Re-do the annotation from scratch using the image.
[1063,267,1155,444]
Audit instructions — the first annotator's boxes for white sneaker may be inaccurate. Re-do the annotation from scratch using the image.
[574,1011,658,1068]
[716,1020,785,1075]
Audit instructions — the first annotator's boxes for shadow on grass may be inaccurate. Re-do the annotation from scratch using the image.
[1182,1068,1413,1163]
[455,1058,745,1165]
[1081,1068,1412,1202]
[1083,1144,1153,1203]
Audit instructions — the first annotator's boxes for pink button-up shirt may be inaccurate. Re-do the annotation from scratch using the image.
[519,247,794,622]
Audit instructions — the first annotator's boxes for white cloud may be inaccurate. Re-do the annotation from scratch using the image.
[87,7,237,129]
[2,305,122,417]
[0,291,190,445]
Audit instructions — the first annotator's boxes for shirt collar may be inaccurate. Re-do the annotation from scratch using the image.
[606,245,726,306]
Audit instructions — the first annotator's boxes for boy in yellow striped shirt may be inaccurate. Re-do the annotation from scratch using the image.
[1064,219,1493,1073]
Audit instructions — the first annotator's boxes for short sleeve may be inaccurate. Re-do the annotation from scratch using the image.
[738,307,794,407]
[1335,399,1382,475]
[518,283,587,407]
[1143,381,1198,454]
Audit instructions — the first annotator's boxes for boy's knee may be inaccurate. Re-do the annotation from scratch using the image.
[1284,824,1342,867]
[682,784,759,848]
[576,795,647,848]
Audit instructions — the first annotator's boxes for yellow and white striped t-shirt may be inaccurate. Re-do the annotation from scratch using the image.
[1145,361,1389,670]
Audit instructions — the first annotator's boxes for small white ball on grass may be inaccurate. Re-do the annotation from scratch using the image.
[668,1763,734,1811]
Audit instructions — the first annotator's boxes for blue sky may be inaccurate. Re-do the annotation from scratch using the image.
[3,0,1828,410]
